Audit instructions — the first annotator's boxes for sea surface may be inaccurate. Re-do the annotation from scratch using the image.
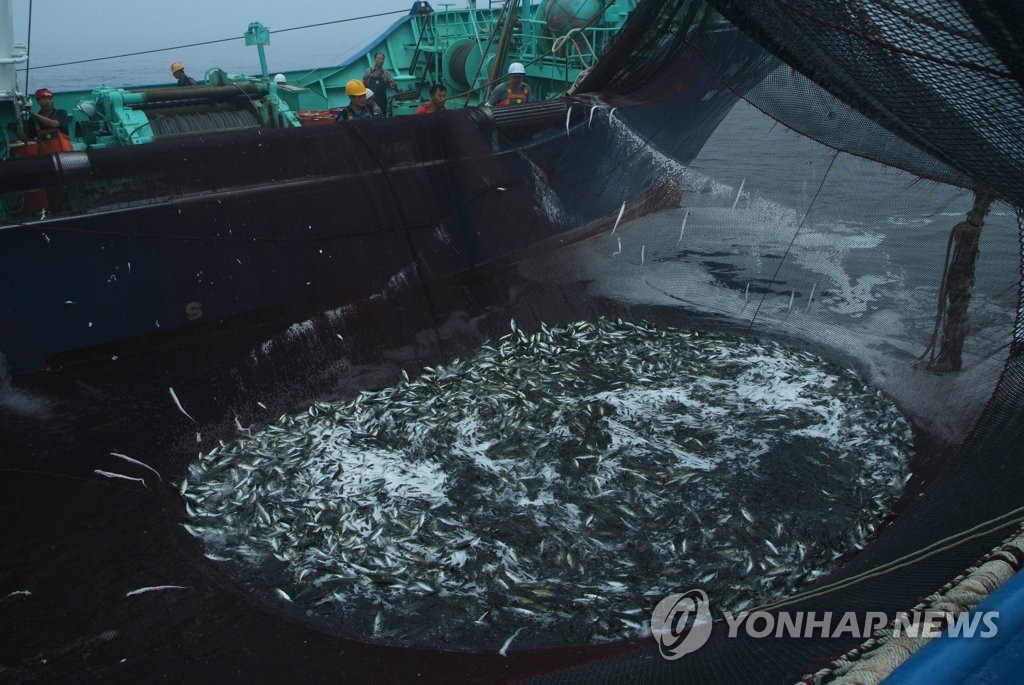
[556,100,1019,444]
[18,11,397,93]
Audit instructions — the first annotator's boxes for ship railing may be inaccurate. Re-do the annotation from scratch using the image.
[508,16,621,71]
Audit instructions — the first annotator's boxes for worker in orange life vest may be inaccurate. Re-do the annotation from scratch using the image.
[487,62,531,107]
[11,87,72,213]
[16,88,73,153]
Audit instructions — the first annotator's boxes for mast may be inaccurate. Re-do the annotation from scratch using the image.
[486,0,522,99]
[0,0,27,97]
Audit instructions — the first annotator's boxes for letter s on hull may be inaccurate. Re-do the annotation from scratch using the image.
[185,302,203,320]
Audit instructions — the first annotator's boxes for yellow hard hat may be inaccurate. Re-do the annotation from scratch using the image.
[345,79,367,97]
[170,61,185,74]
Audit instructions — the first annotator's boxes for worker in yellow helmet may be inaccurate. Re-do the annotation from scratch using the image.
[335,79,380,122]
[171,61,198,87]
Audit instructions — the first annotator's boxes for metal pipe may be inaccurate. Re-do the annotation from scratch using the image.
[488,98,568,130]
[126,83,264,103]
[0,101,571,195]
[0,151,90,191]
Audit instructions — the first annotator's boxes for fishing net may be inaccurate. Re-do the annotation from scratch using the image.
[1,1,1022,683]
[528,0,1024,682]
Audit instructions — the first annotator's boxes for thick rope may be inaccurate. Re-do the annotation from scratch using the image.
[919,190,995,371]
[803,528,1024,684]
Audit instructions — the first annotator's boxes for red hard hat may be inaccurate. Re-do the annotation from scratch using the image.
[34,88,53,98]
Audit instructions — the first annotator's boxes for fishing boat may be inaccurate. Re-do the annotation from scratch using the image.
[22,1,642,146]
[0,0,772,376]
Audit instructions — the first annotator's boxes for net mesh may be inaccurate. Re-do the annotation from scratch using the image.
[1,1,1023,683]
[526,0,1024,682]
[709,0,1024,209]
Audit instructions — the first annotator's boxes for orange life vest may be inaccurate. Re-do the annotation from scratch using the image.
[498,83,530,107]
[34,125,73,154]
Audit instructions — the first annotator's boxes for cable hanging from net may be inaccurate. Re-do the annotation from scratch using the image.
[746,148,840,332]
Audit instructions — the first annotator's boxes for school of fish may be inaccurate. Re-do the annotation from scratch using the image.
[180,318,911,647]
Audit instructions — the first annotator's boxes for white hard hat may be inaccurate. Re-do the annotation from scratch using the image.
[365,88,375,99]
[508,62,526,75]
[273,73,286,83]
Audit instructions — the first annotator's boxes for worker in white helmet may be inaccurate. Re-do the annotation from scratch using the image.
[487,62,531,107]
[364,89,384,119]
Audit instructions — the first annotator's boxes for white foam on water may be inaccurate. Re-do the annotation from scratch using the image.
[529,182,1014,443]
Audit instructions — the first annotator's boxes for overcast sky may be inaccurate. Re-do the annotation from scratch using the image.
[11,1,418,88]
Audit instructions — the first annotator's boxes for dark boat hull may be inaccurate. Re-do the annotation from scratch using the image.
[0,28,771,378]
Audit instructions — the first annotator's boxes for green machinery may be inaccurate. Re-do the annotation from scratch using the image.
[287,0,637,116]
[74,23,300,148]
[17,1,638,150]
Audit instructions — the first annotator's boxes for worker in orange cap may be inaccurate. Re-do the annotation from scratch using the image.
[10,87,73,212]
[15,88,72,153]
[171,61,198,87]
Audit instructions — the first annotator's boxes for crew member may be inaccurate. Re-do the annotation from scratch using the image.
[364,89,385,119]
[336,80,380,122]
[16,88,72,153]
[12,87,72,212]
[487,62,530,107]
[363,52,397,117]
[416,84,448,114]
[171,61,198,87]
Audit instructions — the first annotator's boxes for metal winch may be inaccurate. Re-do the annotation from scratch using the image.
[75,76,302,148]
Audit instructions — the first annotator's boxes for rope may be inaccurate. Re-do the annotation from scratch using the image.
[150,110,259,137]
[488,0,522,96]
[918,191,995,371]
[746,149,840,332]
[917,220,959,364]
[737,504,1024,622]
[805,527,1024,684]
[462,0,618,103]
[552,28,599,69]
[23,0,33,94]
[457,2,512,105]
